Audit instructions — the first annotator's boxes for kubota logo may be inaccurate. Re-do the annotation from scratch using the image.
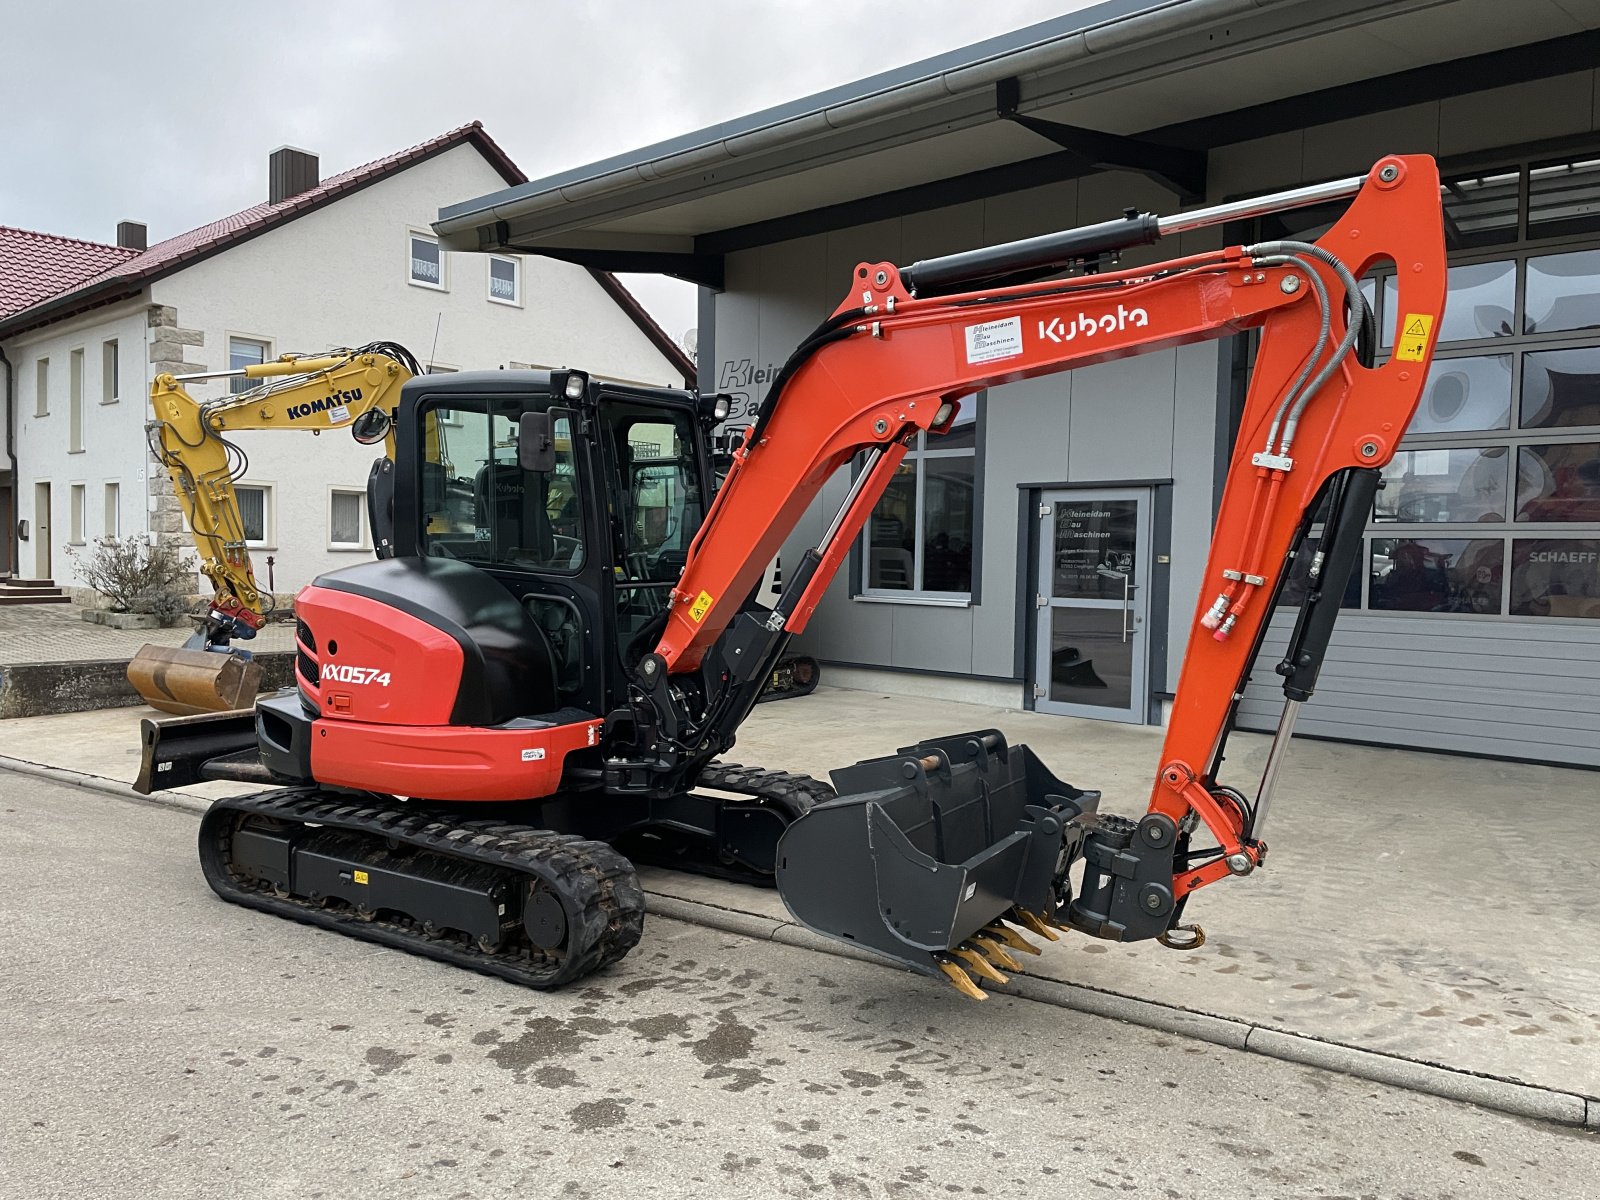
[1039,304,1149,343]
[321,664,391,686]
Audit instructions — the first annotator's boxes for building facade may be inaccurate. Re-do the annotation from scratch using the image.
[0,123,690,601]
[438,1,1600,767]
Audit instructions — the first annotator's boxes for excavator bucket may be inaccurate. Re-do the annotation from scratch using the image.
[776,730,1099,997]
[126,644,262,716]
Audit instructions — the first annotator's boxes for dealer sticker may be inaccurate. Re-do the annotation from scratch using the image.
[964,316,1023,364]
[328,403,351,424]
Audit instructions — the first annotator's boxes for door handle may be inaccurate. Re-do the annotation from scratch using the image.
[1121,579,1138,642]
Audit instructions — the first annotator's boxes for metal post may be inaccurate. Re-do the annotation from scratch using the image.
[1252,698,1303,838]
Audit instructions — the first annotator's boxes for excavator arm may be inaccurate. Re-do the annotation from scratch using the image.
[637,155,1446,991]
[145,342,418,647]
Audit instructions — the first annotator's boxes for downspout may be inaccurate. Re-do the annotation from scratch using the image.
[0,343,16,577]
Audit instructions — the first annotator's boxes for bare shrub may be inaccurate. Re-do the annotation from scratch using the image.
[67,534,196,624]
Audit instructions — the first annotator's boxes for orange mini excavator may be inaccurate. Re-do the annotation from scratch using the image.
[137,156,1446,999]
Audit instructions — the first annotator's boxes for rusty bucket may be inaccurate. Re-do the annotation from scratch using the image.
[126,644,261,716]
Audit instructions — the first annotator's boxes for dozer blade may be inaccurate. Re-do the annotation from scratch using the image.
[127,644,262,716]
[134,707,264,794]
[775,729,1099,986]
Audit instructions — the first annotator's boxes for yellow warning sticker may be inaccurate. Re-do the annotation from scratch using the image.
[353,869,369,885]
[689,590,715,623]
[1393,312,1435,362]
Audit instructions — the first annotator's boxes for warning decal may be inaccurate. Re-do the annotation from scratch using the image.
[964,316,1024,364]
[689,590,715,623]
[353,869,369,885]
[1393,313,1435,362]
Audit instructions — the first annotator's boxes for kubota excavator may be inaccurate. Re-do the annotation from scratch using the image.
[135,155,1446,1000]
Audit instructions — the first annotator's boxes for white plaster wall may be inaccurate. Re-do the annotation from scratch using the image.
[144,142,680,594]
[5,300,154,585]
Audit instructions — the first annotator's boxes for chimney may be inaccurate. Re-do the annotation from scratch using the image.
[269,146,320,205]
[116,220,147,251]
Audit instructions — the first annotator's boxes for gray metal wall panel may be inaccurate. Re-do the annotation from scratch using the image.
[889,602,976,676]
[1166,339,1225,692]
[1239,612,1600,767]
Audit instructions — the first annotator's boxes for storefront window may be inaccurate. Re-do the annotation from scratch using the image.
[1528,157,1600,241]
[1386,260,1515,346]
[1410,355,1512,434]
[1516,442,1600,522]
[1521,346,1600,429]
[1510,538,1600,618]
[1369,538,1503,615]
[1375,447,1509,524]
[1524,248,1600,335]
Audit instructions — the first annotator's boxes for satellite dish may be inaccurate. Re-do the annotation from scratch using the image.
[681,327,698,359]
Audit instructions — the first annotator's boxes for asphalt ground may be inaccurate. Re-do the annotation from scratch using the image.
[3,772,1598,1200]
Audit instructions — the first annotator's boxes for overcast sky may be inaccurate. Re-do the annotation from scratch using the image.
[0,1,1103,345]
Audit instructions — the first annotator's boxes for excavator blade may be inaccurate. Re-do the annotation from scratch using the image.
[126,644,262,716]
[775,729,1099,988]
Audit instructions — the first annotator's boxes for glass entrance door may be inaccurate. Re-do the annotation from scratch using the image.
[1033,488,1152,723]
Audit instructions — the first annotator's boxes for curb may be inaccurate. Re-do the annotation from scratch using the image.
[4,752,1594,1130]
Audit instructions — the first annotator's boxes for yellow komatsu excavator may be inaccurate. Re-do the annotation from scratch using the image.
[130,342,421,713]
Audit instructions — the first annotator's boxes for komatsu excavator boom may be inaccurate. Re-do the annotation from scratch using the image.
[129,342,419,712]
[136,156,1446,1000]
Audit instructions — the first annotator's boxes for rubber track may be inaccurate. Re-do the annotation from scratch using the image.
[696,761,836,818]
[198,787,645,990]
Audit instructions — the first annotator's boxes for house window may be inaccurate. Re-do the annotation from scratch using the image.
[69,349,84,452]
[235,484,271,547]
[102,340,119,403]
[229,337,270,396]
[70,484,86,544]
[35,357,48,416]
[488,255,520,305]
[104,483,120,537]
[409,232,445,289]
[329,489,365,549]
[859,403,980,599]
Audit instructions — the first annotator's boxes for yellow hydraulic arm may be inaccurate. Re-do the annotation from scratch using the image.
[146,342,418,647]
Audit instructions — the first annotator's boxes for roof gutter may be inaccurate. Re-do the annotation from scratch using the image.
[435,0,1292,242]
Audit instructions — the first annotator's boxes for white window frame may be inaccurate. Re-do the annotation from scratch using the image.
[35,357,48,416]
[487,254,521,306]
[69,348,84,453]
[328,486,368,551]
[69,482,86,545]
[104,482,121,538]
[227,334,272,396]
[408,228,447,291]
[102,339,119,404]
[233,482,275,550]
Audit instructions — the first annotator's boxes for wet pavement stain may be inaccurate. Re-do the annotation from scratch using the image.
[569,1098,627,1131]
[691,1013,757,1066]
[627,1013,691,1042]
[483,1016,596,1073]
[364,1047,414,1077]
[533,1065,580,1089]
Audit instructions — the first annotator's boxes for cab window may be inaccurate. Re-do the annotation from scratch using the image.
[420,399,584,571]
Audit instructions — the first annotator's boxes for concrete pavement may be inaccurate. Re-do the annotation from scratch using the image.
[2,687,1598,1114]
[4,772,1597,1200]
[0,602,295,666]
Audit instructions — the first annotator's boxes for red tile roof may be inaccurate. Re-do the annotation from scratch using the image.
[0,226,138,320]
[0,121,692,384]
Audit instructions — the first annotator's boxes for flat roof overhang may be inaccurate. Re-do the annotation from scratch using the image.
[436,0,1600,288]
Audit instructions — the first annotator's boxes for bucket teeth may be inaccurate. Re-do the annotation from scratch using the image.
[936,960,989,1001]
[983,922,1043,956]
[967,934,1024,973]
[1010,909,1062,942]
[949,946,1008,985]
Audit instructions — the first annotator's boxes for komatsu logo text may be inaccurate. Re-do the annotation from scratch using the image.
[321,663,390,686]
[287,388,364,420]
[1039,305,1149,344]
